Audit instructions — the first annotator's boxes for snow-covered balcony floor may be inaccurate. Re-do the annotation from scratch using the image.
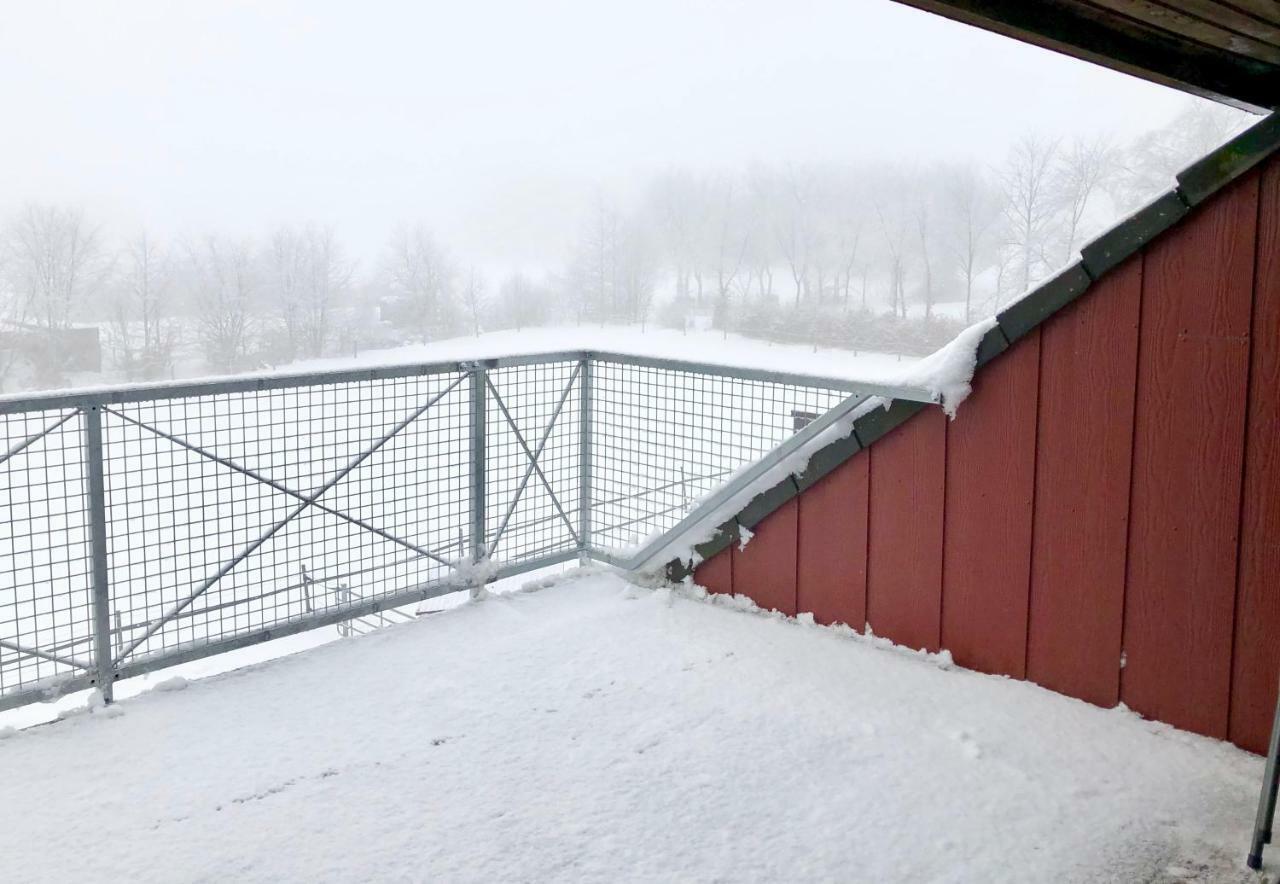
[0,571,1267,883]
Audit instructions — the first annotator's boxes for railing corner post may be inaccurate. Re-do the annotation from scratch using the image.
[83,404,115,704]
[468,365,487,571]
[578,357,593,562]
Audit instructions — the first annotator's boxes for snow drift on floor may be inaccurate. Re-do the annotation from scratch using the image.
[0,571,1266,883]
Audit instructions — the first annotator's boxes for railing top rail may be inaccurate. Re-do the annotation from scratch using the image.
[0,348,938,415]
[586,351,938,402]
[0,350,589,415]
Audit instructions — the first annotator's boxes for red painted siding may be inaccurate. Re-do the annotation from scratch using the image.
[690,153,1280,753]
[866,408,946,652]
[1026,258,1141,708]
[1231,160,1280,754]
[797,452,869,628]
[732,498,798,616]
[942,331,1040,678]
[694,545,733,596]
[1122,171,1257,739]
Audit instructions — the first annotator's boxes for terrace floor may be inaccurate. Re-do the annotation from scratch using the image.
[0,571,1269,883]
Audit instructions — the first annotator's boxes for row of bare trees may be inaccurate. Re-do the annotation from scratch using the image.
[0,101,1251,387]
[556,101,1250,337]
[0,217,459,383]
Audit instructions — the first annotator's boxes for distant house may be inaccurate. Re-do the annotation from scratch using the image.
[0,322,102,392]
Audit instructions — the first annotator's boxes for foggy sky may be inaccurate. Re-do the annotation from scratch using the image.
[0,0,1215,274]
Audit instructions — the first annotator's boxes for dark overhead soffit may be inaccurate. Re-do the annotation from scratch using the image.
[667,110,1280,581]
[888,0,1279,112]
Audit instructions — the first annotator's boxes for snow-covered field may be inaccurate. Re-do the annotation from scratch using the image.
[0,570,1265,883]
[281,323,921,385]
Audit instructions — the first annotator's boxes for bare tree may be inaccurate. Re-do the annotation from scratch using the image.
[998,135,1059,297]
[705,178,751,321]
[186,235,257,373]
[299,227,352,357]
[644,171,704,304]
[944,166,1001,322]
[382,225,457,340]
[1053,136,1115,264]
[494,272,551,331]
[833,198,864,309]
[265,227,305,359]
[4,204,106,330]
[108,233,180,380]
[915,196,935,321]
[265,225,351,359]
[873,197,909,319]
[567,197,622,323]
[461,266,486,337]
[1112,99,1252,209]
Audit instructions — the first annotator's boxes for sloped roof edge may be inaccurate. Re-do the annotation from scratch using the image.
[668,111,1280,582]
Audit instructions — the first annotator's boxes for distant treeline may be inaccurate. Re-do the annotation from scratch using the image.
[0,100,1249,388]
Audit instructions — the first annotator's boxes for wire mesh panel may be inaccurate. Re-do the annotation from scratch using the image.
[483,360,582,565]
[102,370,471,669]
[0,351,892,711]
[588,359,846,553]
[0,408,93,701]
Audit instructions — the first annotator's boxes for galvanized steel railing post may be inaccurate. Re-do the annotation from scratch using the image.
[83,405,115,703]
[468,366,487,569]
[578,357,593,561]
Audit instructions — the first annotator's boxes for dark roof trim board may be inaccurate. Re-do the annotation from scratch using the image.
[887,0,1280,112]
[1178,112,1280,206]
[665,111,1280,584]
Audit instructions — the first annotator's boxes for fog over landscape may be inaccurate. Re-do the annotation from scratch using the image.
[0,0,1255,391]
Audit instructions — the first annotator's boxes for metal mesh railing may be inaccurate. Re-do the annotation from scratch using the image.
[588,357,847,552]
[0,350,930,710]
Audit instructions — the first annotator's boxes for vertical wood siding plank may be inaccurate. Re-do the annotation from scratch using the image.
[941,331,1040,678]
[1122,172,1259,739]
[1026,258,1142,707]
[732,499,799,616]
[866,408,947,652]
[1231,157,1280,754]
[797,452,869,629]
[693,547,733,596]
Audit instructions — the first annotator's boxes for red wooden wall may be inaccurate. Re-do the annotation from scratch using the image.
[695,157,1280,754]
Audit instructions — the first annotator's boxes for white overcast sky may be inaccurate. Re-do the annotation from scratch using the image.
[0,0,1219,272]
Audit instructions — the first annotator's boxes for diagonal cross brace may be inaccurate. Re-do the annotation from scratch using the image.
[114,373,467,664]
[102,407,454,570]
[485,365,581,557]
[0,636,94,672]
[0,410,79,470]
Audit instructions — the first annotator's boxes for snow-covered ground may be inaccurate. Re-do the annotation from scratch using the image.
[0,570,1266,883]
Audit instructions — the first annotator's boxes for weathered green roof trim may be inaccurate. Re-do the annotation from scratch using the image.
[669,520,741,581]
[974,325,1010,368]
[794,428,863,493]
[736,476,800,530]
[996,264,1092,344]
[1081,191,1189,280]
[1177,112,1280,207]
[670,112,1280,581]
[852,399,928,448]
